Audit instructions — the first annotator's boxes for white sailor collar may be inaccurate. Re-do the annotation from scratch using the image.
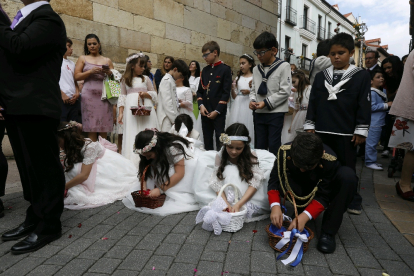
[371,88,387,101]
[323,64,362,85]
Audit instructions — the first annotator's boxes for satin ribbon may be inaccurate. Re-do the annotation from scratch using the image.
[195,197,232,235]
[275,229,309,267]
[324,78,351,100]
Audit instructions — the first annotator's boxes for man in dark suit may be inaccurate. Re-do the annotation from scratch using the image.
[0,0,67,254]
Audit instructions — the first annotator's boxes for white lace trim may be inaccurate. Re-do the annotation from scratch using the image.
[118,94,126,107]
[82,140,104,165]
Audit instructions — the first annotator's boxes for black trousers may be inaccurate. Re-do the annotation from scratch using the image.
[254,112,284,156]
[4,115,65,235]
[317,133,362,208]
[0,120,7,197]
[381,113,394,151]
[201,112,226,151]
[61,100,81,123]
[321,166,357,235]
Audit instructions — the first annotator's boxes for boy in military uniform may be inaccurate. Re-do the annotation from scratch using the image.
[197,41,232,150]
[268,133,357,253]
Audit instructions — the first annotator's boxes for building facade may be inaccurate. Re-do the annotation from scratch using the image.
[1,0,279,74]
[276,0,355,70]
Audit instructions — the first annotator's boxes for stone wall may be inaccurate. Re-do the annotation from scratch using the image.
[1,0,278,73]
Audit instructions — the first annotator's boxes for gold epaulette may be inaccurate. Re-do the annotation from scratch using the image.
[280,145,291,151]
[322,153,337,161]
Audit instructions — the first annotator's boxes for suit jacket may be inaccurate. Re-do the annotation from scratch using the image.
[196,61,232,114]
[157,73,179,131]
[267,143,341,219]
[0,5,67,119]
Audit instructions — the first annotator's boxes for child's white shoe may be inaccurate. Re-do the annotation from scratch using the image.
[365,163,384,171]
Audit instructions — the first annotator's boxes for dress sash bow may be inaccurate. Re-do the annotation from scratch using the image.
[196,197,232,235]
[81,137,118,194]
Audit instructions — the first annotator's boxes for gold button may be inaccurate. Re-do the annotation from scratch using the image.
[207,98,210,100]
[319,164,323,169]
[287,156,291,160]
[210,73,213,75]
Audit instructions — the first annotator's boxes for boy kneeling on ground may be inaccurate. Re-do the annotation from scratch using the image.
[268,132,357,253]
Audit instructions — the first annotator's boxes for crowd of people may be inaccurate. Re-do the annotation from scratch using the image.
[0,0,413,259]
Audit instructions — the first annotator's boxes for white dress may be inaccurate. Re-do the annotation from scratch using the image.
[189,76,200,94]
[227,76,255,145]
[64,139,138,210]
[119,77,159,168]
[281,90,296,144]
[193,148,276,221]
[286,86,311,142]
[176,86,197,124]
[123,141,200,216]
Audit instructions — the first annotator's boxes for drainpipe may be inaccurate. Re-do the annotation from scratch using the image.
[278,0,283,58]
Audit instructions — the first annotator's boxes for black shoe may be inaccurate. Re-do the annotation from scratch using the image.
[1,223,36,241]
[317,233,336,254]
[0,199,4,218]
[11,232,62,255]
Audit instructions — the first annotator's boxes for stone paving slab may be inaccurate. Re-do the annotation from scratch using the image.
[1,160,414,275]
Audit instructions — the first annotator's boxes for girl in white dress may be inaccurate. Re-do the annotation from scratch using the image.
[118,53,159,168]
[176,75,197,124]
[58,122,138,210]
[193,123,276,221]
[227,54,255,146]
[286,71,311,142]
[123,130,200,216]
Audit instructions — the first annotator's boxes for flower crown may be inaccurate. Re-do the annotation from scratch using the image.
[133,128,158,155]
[58,121,80,132]
[126,53,145,64]
[219,133,249,145]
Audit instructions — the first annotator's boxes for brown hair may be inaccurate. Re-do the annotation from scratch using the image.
[122,53,146,87]
[292,71,310,105]
[202,41,220,56]
[161,56,175,76]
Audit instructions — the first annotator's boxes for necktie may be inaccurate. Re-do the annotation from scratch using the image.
[10,10,22,30]
[0,3,12,25]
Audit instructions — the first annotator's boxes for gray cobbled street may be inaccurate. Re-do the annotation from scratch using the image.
[1,158,414,276]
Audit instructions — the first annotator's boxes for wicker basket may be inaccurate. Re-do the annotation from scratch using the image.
[131,165,166,209]
[265,191,314,253]
[218,183,248,233]
[131,96,152,116]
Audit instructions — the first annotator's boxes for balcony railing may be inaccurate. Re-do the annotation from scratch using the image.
[328,32,334,39]
[299,57,312,71]
[277,0,281,16]
[317,26,325,40]
[300,16,315,34]
[285,6,297,26]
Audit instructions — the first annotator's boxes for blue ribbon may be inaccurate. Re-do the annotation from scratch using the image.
[270,209,310,267]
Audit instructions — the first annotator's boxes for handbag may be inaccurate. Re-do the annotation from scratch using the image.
[131,95,152,116]
[104,75,121,105]
[101,69,122,105]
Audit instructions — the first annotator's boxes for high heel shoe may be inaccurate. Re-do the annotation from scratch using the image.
[395,181,414,202]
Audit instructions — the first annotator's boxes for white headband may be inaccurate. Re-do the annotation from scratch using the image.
[219,133,249,145]
[126,53,145,64]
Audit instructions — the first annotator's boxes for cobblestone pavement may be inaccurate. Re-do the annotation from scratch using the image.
[1,160,414,276]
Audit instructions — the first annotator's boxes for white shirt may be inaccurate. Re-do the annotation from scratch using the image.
[14,1,49,28]
[59,58,76,98]
[369,64,379,71]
